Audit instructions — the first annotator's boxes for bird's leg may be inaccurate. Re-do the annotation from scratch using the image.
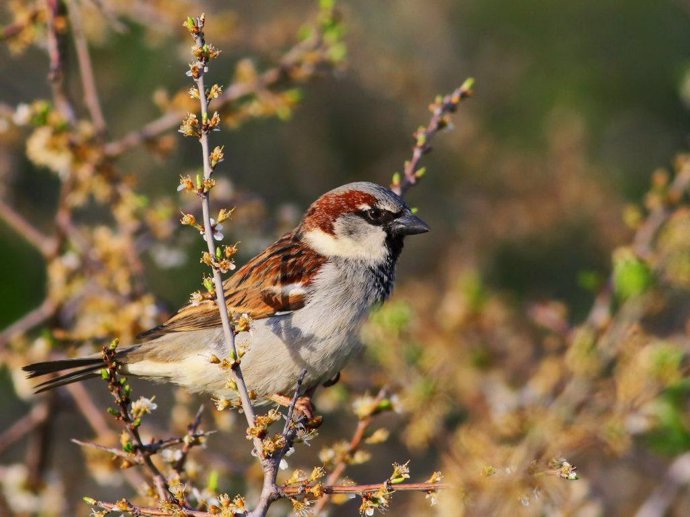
[270,386,322,427]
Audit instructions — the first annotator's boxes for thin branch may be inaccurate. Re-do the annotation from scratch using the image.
[0,198,56,256]
[634,452,690,517]
[312,388,388,515]
[103,20,333,158]
[71,439,139,463]
[67,0,107,136]
[0,298,57,349]
[283,481,449,496]
[633,157,690,259]
[172,405,205,475]
[72,430,214,462]
[391,78,475,199]
[252,369,308,517]
[186,15,259,445]
[101,343,177,504]
[65,382,114,438]
[282,369,307,436]
[0,400,50,454]
[25,394,56,489]
[583,156,690,331]
[0,7,41,42]
[45,0,76,125]
[91,483,448,516]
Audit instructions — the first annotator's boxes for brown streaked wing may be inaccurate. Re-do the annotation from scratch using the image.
[137,231,326,341]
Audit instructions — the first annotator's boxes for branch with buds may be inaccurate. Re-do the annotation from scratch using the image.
[179,13,260,455]
[390,78,475,198]
[102,2,344,158]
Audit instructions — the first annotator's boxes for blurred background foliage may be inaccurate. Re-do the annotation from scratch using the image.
[3,0,690,516]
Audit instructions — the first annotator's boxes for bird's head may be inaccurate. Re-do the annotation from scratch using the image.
[299,182,429,264]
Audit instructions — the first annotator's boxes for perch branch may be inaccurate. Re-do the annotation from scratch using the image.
[185,15,259,444]
[91,483,448,517]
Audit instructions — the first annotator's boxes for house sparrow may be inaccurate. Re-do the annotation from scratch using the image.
[24,182,429,415]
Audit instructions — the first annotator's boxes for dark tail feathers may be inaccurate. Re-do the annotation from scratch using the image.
[22,357,105,393]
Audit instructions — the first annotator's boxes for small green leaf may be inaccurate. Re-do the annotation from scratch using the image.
[207,470,219,492]
[613,248,653,300]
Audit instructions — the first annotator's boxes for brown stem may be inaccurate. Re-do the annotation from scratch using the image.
[103,24,329,158]
[283,481,449,496]
[0,298,57,349]
[391,79,475,199]
[312,388,388,514]
[45,0,76,125]
[25,394,56,490]
[0,198,56,256]
[92,483,448,516]
[252,370,308,517]
[172,405,204,475]
[0,401,50,454]
[67,0,107,136]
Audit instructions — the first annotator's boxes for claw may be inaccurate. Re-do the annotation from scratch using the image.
[294,396,315,420]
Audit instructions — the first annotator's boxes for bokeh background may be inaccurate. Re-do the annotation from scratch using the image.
[3,0,690,515]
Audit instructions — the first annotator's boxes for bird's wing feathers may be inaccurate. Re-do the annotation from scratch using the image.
[137,232,326,341]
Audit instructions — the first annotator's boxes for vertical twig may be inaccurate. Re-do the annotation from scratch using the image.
[185,14,260,447]
[24,395,56,490]
[67,0,107,137]
[45,0,76,125]
[172,406,204,475]
[251,370,307,517]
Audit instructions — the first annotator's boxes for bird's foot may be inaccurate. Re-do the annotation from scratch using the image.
[294,395,315,420]
[270,393,322,428]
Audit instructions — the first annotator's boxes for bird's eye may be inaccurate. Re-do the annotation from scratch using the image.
[364,207,385,223]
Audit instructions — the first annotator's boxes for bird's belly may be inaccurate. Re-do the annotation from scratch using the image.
[236,311,363,397]
[125,309,364,401]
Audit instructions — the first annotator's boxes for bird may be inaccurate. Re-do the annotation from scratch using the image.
[23,182,429,417]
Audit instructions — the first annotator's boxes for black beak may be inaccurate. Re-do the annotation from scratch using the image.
[390,212,430,236]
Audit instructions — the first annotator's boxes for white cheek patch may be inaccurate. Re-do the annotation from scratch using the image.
[303,228,388,263]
